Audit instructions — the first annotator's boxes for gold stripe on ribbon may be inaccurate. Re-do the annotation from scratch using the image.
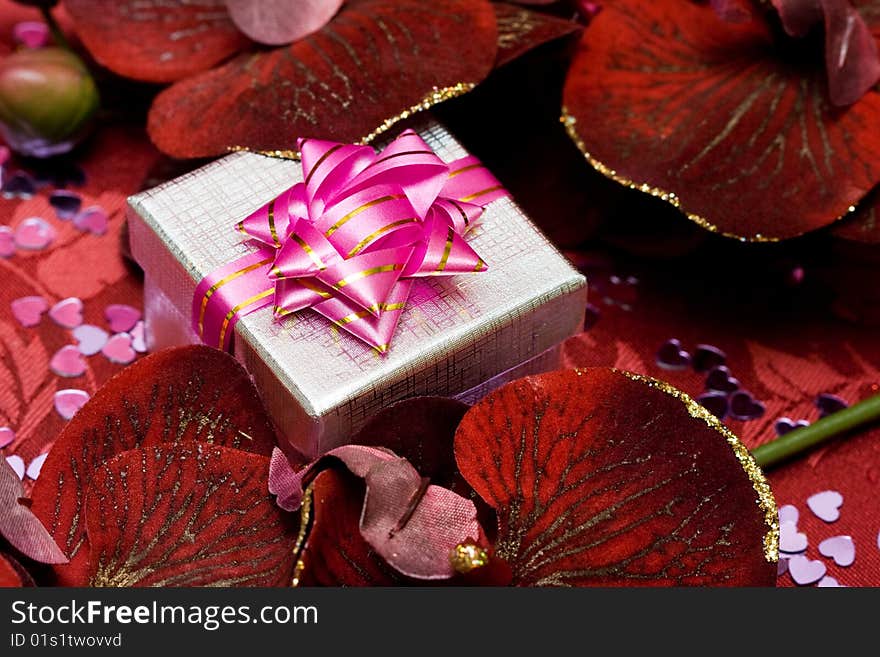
[235,221,247,235]
[365,150,435,170]
[325,195,403,238]
[198,257,274,336]
[347,217,419,257]
[474,259,485,272]
[436,227,455,272]
[448,200,470,229]
[334,301,407,325]
[291,233,326,271]
[267,200,280,247]
[217,288,274,348]
[297,278,333,299]
[459,185,504,203]
[447,163,482,179]
[304,144,344,187]
[334,263,402,289]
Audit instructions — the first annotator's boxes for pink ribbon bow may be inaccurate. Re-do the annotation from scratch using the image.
[193,130,508,353]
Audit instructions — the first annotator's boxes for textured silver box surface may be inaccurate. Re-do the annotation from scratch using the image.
[128,121,587,456]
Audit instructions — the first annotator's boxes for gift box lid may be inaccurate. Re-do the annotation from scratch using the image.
[128,120,586,455]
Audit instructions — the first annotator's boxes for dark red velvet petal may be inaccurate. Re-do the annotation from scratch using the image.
[832,188,880,242]
[64,0,250,83]
[454,368,778,586]
[562,0,880,240]
[85,444,296,587]
[0,552,33,587]
[297,469,402,586]
[31,346,279,585]
[147,0,498,157]
[493,2,582,68]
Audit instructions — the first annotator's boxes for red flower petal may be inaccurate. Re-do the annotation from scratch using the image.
[562,0,880,240]
[454,369,778,586]
[0,552,33,587]
[833,188,880,242]
[31,346,279,585]
[225,0,344,46]
[493,2,583,68]
[64,0,250,83]
[296,469,402,586]
[86,444,297,587]
[147,0,498,157]
[0,457,67,565]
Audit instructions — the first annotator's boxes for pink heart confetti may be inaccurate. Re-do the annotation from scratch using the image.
[104,304,141,333]
[817,576,844,588]
[49,345,86,378]
[102,333,136,364]
[778,504,799,525]
[13,21,50,49]
[777,557,789,576]
[779,521,808,554]
[5,455,24,480]
[72,324,108,356]
[0,427,14,449]
[25,453,47,480]
[788,555,827,586]
[48,297,84,329]
[130,320,147,353]
[53,389,90,420]
[72,206,109,235]
[819,535,855,567]
[0,226,14,257]
[807,490,843,522]
[14,217,55,250]
[10,296,48,327]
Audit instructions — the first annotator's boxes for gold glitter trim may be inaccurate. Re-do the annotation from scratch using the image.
[560,109,783,243]
[290,483,314,588]
[450,543,489,574]
[229,83,477,161]
[602,369,779,564]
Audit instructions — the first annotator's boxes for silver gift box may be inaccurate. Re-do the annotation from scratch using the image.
[127,120,587,457]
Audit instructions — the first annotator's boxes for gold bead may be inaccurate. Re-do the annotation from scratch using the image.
[450,543,489,574]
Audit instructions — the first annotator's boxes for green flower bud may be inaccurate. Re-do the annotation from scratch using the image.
[0,47,99,157]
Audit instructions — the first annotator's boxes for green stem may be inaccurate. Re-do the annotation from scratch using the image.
[40,6,72,52]
[752,393,880,469]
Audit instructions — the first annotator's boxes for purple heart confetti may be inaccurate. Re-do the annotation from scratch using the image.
[779,521,808,554]
[49,297,84,329]
[14,217,55,250]
[25,453,47,480]
[130,321,147,353]
[778,504,799,525]
[102,333,136,364]
[105,304,141,333]
[818,535,855,567]
[0,226,14,258]
[0,427,14,449]
[696,392,728,420]
[775,417,810,436]
[816,576,843,587]
[72,324,109,356]
[705,366,740,394]
[73,206,109,235]
[816,393,848,418]
[729,390,765,421]
[53,389,90,420]
[5,454,25,480]
[777,557,789,576]
[11,296,48,327]
[656,338,690,370]
[807,490,843,523]
[692,344,726,373]
[49,345,86,378]
[2,171,35,199]
[788,555,827,586]
[49,190,82,219]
